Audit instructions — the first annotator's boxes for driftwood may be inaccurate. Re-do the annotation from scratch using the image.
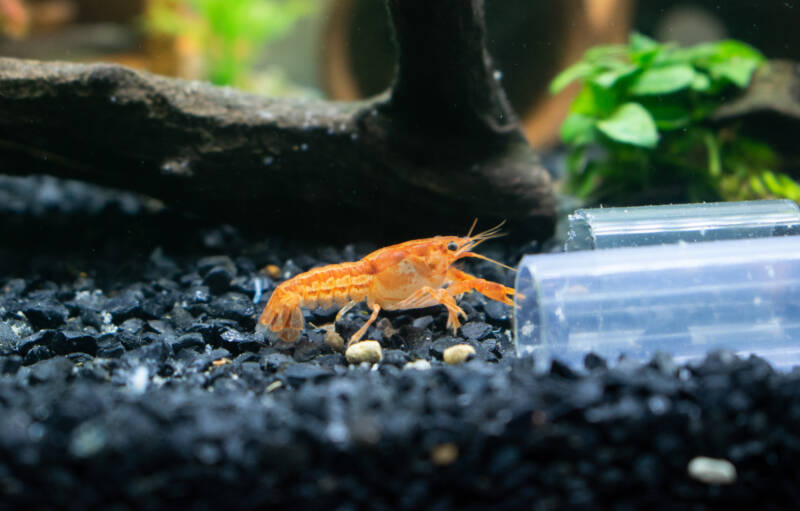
[713,60,800,176]
[0,0,555,242]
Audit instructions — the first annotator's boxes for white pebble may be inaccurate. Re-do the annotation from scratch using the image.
[443,344,476,365]
[345,340,382,364]
[687,456,737,485]
[403,359,431,371]
[129,366,149,394]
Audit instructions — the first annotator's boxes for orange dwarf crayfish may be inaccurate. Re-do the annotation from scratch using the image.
[257,221,519,347]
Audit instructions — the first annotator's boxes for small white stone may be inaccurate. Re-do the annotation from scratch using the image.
[345,340,383,364]
[403,359,431,371]
[443,344,476,365]
[687,456,737,485]
[129,366,149,394]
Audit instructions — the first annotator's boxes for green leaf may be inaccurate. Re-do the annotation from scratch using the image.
[690,72,712,92]
[550,61,593,93]
[668,43,718,66]
[708,59,760,87]
[560,113,597,145]
[629,32,658,52]
[583,44,628,65]
[639,100,692,130]
[596,103,659,148]
[568,81,617,117]
[711,39,765,63]
[688,39,764,87]
[591,65,639,89]
[760,171,800,201]
[703,130,721,177]
[629,65,696,95]
[629,32,663,66]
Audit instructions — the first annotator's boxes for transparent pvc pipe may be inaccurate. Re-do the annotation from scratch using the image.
[514,236,800,371]
[565,200,800,251]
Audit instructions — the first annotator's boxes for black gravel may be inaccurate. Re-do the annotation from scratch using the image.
[1,175,800,510]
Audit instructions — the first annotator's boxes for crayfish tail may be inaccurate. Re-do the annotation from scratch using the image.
[258,288,304,343]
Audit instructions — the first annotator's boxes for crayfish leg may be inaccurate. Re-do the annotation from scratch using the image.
[347,302,381,347]
[389,286,466,335]
[335,300,358,323]
[446,268,518,306]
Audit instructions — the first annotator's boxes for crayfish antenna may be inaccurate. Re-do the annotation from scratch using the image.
[472,220,507,242]
[463,251,517,272]
[465,218,479,238]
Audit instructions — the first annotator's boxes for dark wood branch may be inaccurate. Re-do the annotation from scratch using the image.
[712,60,800,176]
[0,0,555,242]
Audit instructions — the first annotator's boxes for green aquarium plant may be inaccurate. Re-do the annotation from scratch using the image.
[144,0,315,92]
[551,32,800,205]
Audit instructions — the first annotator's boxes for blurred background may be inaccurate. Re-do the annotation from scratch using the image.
[0,0,798,150]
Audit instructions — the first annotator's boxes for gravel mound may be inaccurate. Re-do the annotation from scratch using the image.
[1,176,799,510]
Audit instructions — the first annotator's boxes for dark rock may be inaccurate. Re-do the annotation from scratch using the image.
[169,333,206,353]
[219,328,262,354]
[1,354,22,374]
[382,349,410,367]
[140,295,171,318]
[96,334,125,358]
[411,315,435,329]
[293,335,330,362]
[22,299,69,329]
[315,353,346,368]
[119,318,145,334]
[203,265,234,295]
[27,357,73,384]
[106,290,144,322]
[283,363,333,386]
[187,319,239,348]
[22,344,53,365]
[113,330,144,351]
[484,301,509,323]
[210,293,256,326]
[187,348,232,373]
[584,353,607,371]
[79,309,104,329]
[481,337,500,362]
[170,305,195,331]
[61,331,98,356]
[261,352,293,373]
[460,321,492,340]
[17,329,60,356]
[146,319,174,335]
[137,340,172,363]
[550,359,578,379]
[0,322,19,353]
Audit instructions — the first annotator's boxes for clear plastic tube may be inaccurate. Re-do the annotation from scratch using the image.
[514,236,800,371]
[565,200,800,251]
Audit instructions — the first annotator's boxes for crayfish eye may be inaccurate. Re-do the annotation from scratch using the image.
[447,242,458,251]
